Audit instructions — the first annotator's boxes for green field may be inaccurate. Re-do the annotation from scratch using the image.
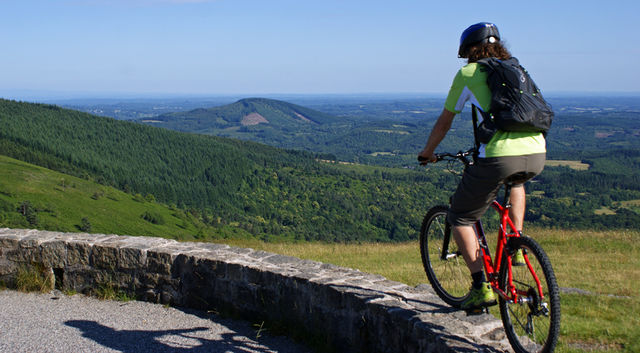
[617,200,640,214]
[221,228,640,353]
[545,160,591,170]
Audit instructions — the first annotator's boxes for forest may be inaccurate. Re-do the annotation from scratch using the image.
[0,99,448,242]
[1,97,639,243]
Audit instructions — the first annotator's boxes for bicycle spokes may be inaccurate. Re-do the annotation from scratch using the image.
[500,237,560,353]
[420,206,471,307]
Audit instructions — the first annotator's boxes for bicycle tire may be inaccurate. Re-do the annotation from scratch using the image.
[499,236,561,353]
[419,205,469,307]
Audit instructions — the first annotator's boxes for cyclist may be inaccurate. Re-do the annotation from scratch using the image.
[417,22,547,310]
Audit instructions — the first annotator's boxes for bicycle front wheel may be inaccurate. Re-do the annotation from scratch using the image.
[499,236,561,353]
[419,205,469,307]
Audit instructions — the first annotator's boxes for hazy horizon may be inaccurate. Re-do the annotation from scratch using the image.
[3,89,640,104]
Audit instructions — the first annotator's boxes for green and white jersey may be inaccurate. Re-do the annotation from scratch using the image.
[444,62,546,158]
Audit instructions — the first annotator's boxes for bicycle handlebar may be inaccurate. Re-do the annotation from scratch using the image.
[419,148,475,167]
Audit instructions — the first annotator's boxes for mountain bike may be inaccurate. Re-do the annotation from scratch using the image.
[419,149,560,353]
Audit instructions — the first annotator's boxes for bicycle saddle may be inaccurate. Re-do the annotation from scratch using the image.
[504,171,537,185]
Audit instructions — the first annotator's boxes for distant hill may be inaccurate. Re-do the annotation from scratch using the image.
[138,97,433,165]
[142,98,341,133]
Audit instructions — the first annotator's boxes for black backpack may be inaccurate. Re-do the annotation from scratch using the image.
[472,57,554,144]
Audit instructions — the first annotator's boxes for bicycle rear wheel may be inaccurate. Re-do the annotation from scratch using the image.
[419,205,469,307]
[499,236,560,353]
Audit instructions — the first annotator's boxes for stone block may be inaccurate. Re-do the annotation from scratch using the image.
[263,254,302,266]
[0,257,18,276]
[119,236,173,250]
[117,247,146,270]
[65,241,92,266]
[63,266,99,293]
[21,231,60,247]
[39,240,67,268]
[0,236,20,249]
[89,243,119,270]
[243,265,265,285]
[225,262,245,282]
[193,242,230,253]
[146,249,176,275]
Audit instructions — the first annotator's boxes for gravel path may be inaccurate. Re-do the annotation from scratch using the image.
[0,290,313,353]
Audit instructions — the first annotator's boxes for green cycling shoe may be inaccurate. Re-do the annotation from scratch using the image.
[461,282,497,310]
[512,249,526,266]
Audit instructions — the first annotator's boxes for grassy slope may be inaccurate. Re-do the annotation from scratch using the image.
[0,155,243,240]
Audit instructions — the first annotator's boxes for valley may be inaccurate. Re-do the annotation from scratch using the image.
[2,96,640,241]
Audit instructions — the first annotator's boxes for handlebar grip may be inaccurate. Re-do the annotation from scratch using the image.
[420,149,474,166]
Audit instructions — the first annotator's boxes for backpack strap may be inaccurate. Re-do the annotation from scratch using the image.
[471,104,481,161]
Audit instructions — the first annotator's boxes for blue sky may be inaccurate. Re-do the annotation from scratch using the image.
[1,0,639,99]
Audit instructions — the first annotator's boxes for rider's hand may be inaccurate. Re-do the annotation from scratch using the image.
[417,149,437,165]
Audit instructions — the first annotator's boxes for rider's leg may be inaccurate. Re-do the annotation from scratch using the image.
[508,184,527,266]
[453,224,496,309]
[452,225,484,275]
[510,184,526,232]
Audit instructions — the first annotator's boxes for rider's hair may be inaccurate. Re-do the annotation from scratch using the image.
[466,42,511,63]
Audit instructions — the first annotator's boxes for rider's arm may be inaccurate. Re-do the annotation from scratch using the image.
[418,108,456,164]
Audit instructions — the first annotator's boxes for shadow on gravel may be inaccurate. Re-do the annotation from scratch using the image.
[65,320,275,353]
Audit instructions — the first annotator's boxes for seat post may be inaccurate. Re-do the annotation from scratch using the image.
[503,182,512,209]
[503,171,536,208]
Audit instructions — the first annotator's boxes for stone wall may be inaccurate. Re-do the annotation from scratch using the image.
[0,228,511,352]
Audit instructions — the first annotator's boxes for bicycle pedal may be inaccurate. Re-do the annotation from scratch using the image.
[465,308,485,316]
[465,306,491,316]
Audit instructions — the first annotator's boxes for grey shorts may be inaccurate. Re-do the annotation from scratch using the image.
[447,153,546,226]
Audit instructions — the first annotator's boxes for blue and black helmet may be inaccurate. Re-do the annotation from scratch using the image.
[458,22,501,58]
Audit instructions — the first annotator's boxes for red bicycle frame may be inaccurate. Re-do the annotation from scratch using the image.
[473,198,546,304]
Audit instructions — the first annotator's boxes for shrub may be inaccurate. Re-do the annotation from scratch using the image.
[18,201,38,226]
[141,211,165,225]
[79,217,92,232]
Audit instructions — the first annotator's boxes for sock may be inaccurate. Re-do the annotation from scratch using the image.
[471,271,486,289]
